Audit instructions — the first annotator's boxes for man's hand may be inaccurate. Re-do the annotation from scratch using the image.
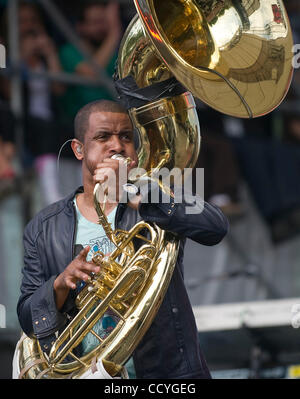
[53,246,100,309]
[93,157,136,204]
[105,2,122,40]
[55,246,100,290]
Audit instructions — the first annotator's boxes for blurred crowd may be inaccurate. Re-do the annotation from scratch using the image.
[0,0,127,205]
[0,0,299,243]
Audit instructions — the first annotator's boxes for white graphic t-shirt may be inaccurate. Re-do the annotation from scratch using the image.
[73,196,118,356]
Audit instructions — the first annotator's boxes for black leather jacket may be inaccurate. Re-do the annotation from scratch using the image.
[17,186,228,379]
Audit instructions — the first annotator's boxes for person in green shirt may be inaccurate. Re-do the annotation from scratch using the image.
[59,1,122,120]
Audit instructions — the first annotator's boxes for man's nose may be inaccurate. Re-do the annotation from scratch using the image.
[109,135,124,154]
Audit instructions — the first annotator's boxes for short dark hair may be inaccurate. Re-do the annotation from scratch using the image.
[74,100,129,142]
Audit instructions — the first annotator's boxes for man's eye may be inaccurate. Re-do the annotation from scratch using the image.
[97,134,109,141]
[121,134,132,142]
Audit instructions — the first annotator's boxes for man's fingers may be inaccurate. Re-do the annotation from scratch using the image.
[65,277,76,290]
[65,264,100,290]
[96,160,117,168]
[78,246,90,259]
[81,262,101,274]
[63,247,102,290]
[74,269,91,282]
[93,172,108,184]
[129,159,137,169]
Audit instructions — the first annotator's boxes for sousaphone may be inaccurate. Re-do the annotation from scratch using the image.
[14,0,293,379]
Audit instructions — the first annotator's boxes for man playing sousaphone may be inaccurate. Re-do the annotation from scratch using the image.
[15,99,228,379]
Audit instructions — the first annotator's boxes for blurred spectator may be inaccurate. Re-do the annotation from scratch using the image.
[20,1,65,206]
[1,1,65,206]
[0,14,15,200]
[194,105,244,219]
[58,0,122,121]
[283,112,300,145]
[0,103,16,200]
[0,138,14,179]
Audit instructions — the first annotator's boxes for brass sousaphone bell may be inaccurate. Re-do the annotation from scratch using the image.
[120,0,294,119]
[117,0,294,182]
[15,0,294,379]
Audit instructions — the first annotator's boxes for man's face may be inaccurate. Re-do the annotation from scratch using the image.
[19,6,44,36]
[82,111,138,178]
[79,6,108,43]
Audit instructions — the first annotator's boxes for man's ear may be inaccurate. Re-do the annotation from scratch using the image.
[71,139,84,160]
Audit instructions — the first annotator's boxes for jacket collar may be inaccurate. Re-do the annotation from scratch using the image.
[62,186,128,223]
[62,186,83,216]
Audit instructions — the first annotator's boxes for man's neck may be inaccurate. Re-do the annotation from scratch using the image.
[76,189,118,223]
